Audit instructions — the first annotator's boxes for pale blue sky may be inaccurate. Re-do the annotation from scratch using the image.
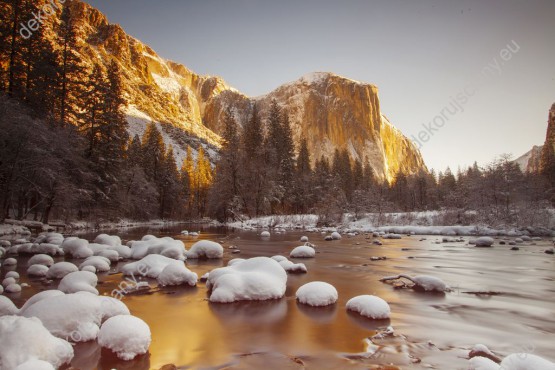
[86,0,555,172]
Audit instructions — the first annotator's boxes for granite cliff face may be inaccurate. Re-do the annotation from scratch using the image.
[50,0,427,179]
[202,73,426,182]
[516,103,555,174]
[515,145,543,173]
[539,103,555,174]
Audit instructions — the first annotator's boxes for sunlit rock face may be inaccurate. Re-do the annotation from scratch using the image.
[203,72,427,182]
[44,0,242,162]
[515,145,543,173]
[49,1,427,177]
[539,103,555,173]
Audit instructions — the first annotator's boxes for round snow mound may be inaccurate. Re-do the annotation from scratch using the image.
[300,236,309,242]
[98,315,151,361]
[58,271,98,295]
[207,257,287,303]
[290,245,316,258]
[0,316,73,369]
[346,295,391,319]
[46,262,78,279]
[296,282,338,306]
[157,263,198,287]
[3,257,17,266]
[261,231,271,237]
[27,254,54,267]
[27,264,49,277]
[331,232,342,240]
[186,240,223,259]
[6,271,19,279]
[475,236,494,247]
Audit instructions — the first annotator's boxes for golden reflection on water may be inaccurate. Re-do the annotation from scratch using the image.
[8,226,554,369]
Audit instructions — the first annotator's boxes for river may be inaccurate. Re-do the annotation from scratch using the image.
[3,225,554,369]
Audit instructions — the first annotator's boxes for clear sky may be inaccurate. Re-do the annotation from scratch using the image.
[85,0,555,172]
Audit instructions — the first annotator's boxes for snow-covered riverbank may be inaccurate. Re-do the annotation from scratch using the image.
[0,219,198,237]
[227,211,555,236]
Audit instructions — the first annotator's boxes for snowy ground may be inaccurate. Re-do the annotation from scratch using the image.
[227,211,555,236]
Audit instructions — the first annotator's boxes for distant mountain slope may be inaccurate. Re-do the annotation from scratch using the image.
[515,145,543,172]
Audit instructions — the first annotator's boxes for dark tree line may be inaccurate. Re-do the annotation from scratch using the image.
[0,0,209,223]
[209,102,552,227]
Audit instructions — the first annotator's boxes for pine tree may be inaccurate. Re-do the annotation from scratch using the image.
[184,145,194,212]
[99,61,129,165]
[58,3,86,126]
[159,145,181,218]
[243,103,263,157]
[141,122,166,181]
[79,65,105,159]
[208,107,242,220]
[292,137,312,213]
[193,147,212,216]
[241,105,268,216]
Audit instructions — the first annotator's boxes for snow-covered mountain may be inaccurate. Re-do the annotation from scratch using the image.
[53,0,427,178]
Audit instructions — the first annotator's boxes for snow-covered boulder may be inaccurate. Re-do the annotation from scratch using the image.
[260,230,271,237]
[121,254,184,278]
[35,232,64,246]
[27,264,49,277]
[346,295,391,319]
[3,257,17,266]
[79,256,111,273]
[468,356,499,370]
[475,237,494,247]
[468,351,555,370]
[36,243,62,255]
[2,277,16,287]
[5,283,21,293]
[0,295,19,316]
[0,316,73,369]
[98,296,131,321]
[271,255,288,263]
[61,237,93,258]
[290,245,316,258]
[296,282,338,306]
[227,258,245,266]
[380,274,451,292]
[19,290,65,315]
[98,315,151,361]
[207,257,287,303]
[27,254,54,267]
[94,234,122,247]
[58,271,98,295]
[5,271,19,279]
[186,240,223,259]
[499,353,555,369]
[97,249,120,262]
[128,236,186,260]
[331,231,342,240]
[20,292,105,342]
[300,235,309,242]
[81,265,96,273]
[383,233,402,239]
[46,262,78,279]
[279,259,308,273]
[157,263,198,287]
[109,244,132,259]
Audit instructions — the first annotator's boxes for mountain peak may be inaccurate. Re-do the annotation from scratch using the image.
[295,72,377,88]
